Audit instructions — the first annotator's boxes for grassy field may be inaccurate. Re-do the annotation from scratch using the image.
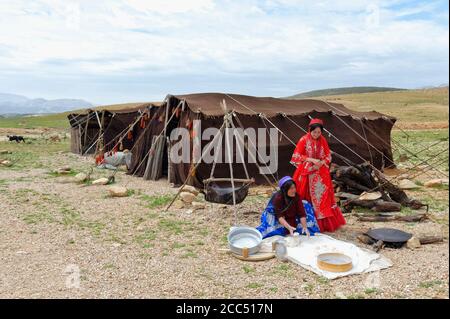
[392,129,449,172]
[0,113,69,129]
[313,87,448,125]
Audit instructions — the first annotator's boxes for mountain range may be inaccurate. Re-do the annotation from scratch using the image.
[0,93,93,115]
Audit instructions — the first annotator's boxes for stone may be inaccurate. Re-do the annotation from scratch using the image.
[406,236,421,249]
[60,166,71,171]
[74,173,88,183]
[1,160,12,167]
[92,177,109,185]
[180,191,196,203]
[181,185,199,196]
[109,186,128,197]
[172,200,185,209]
[398,179,419,190]
[424,179,447,188]
[192,201,206,210]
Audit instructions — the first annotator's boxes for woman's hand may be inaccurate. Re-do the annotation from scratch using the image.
[287,225,296,236]
[301,227,311,238]
[299,218,310,238]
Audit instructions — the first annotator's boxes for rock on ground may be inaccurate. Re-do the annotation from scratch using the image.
[108,186,128,197]
[92,178,109,185]
[406,236,422,249]
[180,192,196,203]
[181,185,199,196]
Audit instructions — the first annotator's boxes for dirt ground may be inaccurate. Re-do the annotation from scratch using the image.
[0,132,448,299]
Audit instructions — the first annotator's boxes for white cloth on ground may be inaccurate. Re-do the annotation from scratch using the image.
[260,233,392,280]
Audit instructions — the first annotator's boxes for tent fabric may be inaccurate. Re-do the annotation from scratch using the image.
[67,103,158,155]
[172,93,394,120]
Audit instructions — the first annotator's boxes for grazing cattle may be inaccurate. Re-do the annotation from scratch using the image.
[7,135,25,143]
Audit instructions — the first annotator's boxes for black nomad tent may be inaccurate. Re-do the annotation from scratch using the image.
[127,93,396,188]
[67,103,160,155]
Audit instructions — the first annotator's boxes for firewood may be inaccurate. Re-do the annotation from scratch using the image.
[418,236,444,245]
[373,170,426,210]
[357,213,427,222]
[342,199,401,212]
[371,201,402,212]
[336,176,371,192]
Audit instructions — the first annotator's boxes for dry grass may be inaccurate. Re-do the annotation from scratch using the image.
[316,87,448,128]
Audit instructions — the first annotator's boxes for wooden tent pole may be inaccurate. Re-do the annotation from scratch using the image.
[83,112,90,153]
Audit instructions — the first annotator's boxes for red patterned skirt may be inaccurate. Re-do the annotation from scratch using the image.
[293,168,346,233]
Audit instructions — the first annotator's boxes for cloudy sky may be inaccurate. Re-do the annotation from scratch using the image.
[0,0,448,105]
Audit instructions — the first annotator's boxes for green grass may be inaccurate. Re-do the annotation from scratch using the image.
[140,194,173,209]
[181,251,198,258]
[0,138,70,170]
[158,218,191,235]
[392,129,449,172]
[419,280,443,288]
[171,242,186,249]
[246,283,263,289]
[243,265,255,274]
[364,288,379,295]
[0,113,69,129]
[22,211,55,224]
[135,229,157,248]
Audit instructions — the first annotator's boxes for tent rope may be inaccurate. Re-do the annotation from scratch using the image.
[360,120,374,166]
[320,99,447,178]
[341,147,449,208]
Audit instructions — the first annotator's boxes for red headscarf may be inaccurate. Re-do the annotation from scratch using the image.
[308,118,324,127]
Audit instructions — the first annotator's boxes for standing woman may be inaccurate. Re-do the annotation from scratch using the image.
[290,118,346,232]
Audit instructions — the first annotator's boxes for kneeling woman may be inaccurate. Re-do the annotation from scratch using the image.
[257,176,320,239]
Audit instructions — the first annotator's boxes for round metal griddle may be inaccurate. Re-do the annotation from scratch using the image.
[366,228,412,243]
[317,253,353,273]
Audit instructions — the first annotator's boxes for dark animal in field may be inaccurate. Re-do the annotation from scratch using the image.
[7,135,25,143]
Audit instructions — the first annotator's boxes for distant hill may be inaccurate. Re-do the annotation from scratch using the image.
[287,86,406,99]
[304,86,448,129]
[0,93,93,115]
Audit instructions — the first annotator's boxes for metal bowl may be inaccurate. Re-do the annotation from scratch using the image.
[228,226,262,256]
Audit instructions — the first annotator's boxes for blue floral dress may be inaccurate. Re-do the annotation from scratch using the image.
[256,193,320,239]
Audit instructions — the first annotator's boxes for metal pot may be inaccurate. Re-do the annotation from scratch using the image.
[227,226,262,257]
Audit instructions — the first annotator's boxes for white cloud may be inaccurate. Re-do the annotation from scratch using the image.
[0,0,447,103]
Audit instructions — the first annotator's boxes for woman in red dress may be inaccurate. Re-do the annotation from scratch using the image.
[290,118,346,232]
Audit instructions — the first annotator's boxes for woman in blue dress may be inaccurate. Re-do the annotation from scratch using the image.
[256,176,320,239]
